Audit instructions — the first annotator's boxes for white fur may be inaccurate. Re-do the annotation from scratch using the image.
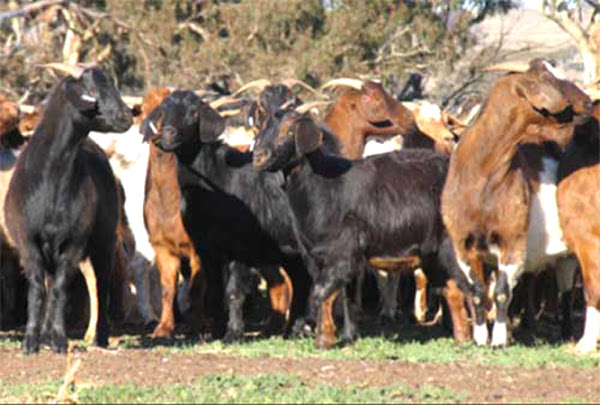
[491,321,508,347]
[525,157,569,271]
[576,307,599,353]
[473,322,488,346]
[457,256,474,285]
[89,126,160,325]
[81,94,97,103]
[362,135,403,157]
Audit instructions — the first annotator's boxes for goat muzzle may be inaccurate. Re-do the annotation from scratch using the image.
[253,149,272,170]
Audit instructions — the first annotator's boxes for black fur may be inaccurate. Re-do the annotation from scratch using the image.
[141,90,311,342]
[5,67,133,354]
[253,109,456,345]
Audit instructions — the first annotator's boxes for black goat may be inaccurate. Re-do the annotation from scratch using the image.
[5,67,133,354]
[252,109,465,348]
[140,90,311,342]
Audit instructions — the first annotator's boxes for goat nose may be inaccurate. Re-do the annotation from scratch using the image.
[253,149,271,169]
[163,126,177,142]
[116,109,133,126]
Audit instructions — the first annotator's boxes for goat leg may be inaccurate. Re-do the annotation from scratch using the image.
[23,263,46,354]
[223,261,250,344]
[80,259,98,344]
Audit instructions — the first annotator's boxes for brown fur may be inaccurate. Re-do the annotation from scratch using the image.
[142,88,206,338]
[442,59,591,343]
[325,81,420,159]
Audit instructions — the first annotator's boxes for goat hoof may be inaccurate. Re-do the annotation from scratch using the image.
[151,324,174,339]
[315,333,336,350]
[51,334,68,354]
[22,335,40,355]
[223,330,243,344]
[95,332,109,348]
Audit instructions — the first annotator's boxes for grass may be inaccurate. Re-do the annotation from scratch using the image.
[0,373,468,404]
[110,333,600,370]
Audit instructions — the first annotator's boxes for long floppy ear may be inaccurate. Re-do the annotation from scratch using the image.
[140,106,162,142]
[294,116,322,155]
[515,74,569,115]
[198,101,226,142]
[64,76,98,111]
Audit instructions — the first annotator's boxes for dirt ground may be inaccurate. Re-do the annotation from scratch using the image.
[0,333,599,404]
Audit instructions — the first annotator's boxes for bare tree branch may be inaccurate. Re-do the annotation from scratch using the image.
[0,0,68,25]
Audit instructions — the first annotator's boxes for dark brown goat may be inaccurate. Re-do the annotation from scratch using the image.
[442,59,592,348]
[5,67,133,353]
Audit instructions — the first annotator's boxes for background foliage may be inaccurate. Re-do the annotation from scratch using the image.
[0,0,516,105]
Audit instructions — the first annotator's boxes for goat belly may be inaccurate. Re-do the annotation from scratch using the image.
[525,157,569,270]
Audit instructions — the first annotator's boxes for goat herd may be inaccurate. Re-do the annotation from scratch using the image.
[0,58,599,358]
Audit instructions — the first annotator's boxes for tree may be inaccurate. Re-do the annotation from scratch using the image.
[0,0,514,103]
[542,0,600,87]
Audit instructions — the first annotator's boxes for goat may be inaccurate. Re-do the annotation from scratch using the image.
[141,90,310,342]
[141,87,207,338]
[5,66,133,353]
[555,100,600,353]
[323,79,456,158]
[323,80,454,324]
[251,109,466,348]
[441,58,592,348]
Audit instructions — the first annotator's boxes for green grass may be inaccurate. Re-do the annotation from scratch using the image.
[114,334,600,370]
[0,374,468,404]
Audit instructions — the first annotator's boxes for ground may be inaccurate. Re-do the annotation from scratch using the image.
[1,298,599,404]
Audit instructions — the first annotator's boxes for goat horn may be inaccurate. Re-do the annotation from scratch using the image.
[280,79,318,94]
[37,62,91,78]
[416,304,443,327]
[121,96,143,108]
[320,78,364,91]
[484,61,530,73]
[231,79,273,97]
[210,96,244,110]
[295,101,331,114]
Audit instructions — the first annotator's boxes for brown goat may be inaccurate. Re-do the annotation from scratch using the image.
[442,59,592,348]
[324,81,456,158]
[142,88,206,338]
[555,101,600,353]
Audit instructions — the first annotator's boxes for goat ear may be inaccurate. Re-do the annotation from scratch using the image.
[516,76,569,115]
[64,77,97,111]
[140,107,161,143]
[198,102,226,142]
[294,117,322,155]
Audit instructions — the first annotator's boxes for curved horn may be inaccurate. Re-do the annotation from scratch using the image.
[484,61,530,73]
[280,79,318,94]
[37,62,91,78]
[294,101,331,114]
[231,79,272,97]
[320,78,364,91]
[210,96,245,110]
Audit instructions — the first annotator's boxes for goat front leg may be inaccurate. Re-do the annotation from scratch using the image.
[90,248,114,348]
[152,247,181,339]
[23,257,46,354]
[47,263,74,353]
[223,261,251,344]
[491,262,522,348]
[341,284,359,344]
[313,272,343,349]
